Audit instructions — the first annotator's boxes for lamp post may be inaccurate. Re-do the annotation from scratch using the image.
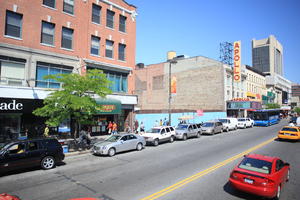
[167,51,177,126]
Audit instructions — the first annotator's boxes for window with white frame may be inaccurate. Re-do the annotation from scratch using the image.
[36,62,72,88]
[91,35,100,56]
[43,0,55,8]
[41,21,55,45]
[105,40,114,58]
[61,27,73,49]
[106,10,115,29]
[5,10,23,39]
[118,44,126,61]
[63,0,74,15]
[119,15,126,32]
[92,4,101,24]
[0,59,25,86]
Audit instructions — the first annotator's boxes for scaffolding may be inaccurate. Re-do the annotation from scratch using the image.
[219,42,233,67]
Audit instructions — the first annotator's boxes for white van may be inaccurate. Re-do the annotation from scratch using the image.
[218,118,238,132]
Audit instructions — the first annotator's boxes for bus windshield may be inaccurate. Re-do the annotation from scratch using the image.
[253,113,268,120]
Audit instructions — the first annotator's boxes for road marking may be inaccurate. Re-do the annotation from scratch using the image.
[140,137,276,200]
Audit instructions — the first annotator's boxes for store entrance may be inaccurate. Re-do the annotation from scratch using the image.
[0,113,21,142]
[90,115,114,136]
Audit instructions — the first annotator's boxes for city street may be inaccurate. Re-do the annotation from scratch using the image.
[0,119,299,200]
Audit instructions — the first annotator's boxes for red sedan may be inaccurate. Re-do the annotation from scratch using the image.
[229,154,290,199]
[0,193,21,200]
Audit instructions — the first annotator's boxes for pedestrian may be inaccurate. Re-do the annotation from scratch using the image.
[107,121,113,134]
[159,119,163,126]
[163,118,167,126]
[43,125,49,137]
[134,120,139,133]
[296,114,300,127]
[112,122,118,135]
[125,123,131,133]
[140,122,145,133]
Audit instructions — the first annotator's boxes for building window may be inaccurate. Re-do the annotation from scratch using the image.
[106,73,127,93]
[63,0,74,15]
[106,10,115,29]
[5,10,23,39]
[41,21,55,45]
[119,15,126,32]
[105,40,114,58]
[61,27,73,49]
[36,62,72,88]
[43,0,55,8]
[0,59,25,86]
[118,44,126,61]
[92,4,101,24]
[91,36,100,56]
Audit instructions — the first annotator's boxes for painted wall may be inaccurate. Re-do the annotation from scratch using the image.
[135,112,226,131]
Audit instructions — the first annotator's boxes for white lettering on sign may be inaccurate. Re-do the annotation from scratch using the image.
[0,100,23,111]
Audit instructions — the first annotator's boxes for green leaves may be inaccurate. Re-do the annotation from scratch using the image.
[265,103,281,109]
[33,69,112,127]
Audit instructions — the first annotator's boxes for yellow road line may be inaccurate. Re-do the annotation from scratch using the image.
[140,137,276,200]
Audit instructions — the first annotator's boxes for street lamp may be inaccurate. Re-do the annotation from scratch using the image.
[167,51,177,126]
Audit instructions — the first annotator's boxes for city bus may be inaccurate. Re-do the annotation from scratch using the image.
[253,109,280,126]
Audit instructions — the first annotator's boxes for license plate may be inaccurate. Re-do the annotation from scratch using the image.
[284,133,291,135]
[244,178,253,184]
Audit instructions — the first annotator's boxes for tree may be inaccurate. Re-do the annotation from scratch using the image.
[33,69,111,137]
[294,107,300,115]
[265,103,281,109]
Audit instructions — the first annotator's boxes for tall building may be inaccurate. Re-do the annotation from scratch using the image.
[252,35,283,76]
[0,0,137,140]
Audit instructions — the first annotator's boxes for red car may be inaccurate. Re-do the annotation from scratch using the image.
[0,193,21,200]
[229,154,290,199]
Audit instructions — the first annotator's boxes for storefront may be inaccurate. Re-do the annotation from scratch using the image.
[227,98,262,118]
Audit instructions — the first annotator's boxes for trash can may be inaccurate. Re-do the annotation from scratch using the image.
[62,145,69,153]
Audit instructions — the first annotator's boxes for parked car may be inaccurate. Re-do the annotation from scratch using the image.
[0,193,21,200]
[0,138,65,173]
[175,124,201,140]
[229,154,290,200]
[237,118,253,129]
[201,121,223,135]
[218,118,238,132]
[278,126,300,141]
[289,116,297,124]
[141,126,176,146]
[92,133,146,157]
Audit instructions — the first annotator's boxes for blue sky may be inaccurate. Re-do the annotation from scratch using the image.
[129,0,300,84]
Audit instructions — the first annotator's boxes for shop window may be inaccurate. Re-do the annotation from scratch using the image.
[106,73,127,93]
[63,0,74,15]
[106,10,115,29]
[119,15,126,32]
[41,21,55,45]
[43,0,55,8]
[36,62,72,88]
[92,4,101,24]
[0,61,25,86]
[5,10,23,39]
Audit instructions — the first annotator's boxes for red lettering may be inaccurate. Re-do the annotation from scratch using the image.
[234,55,240,61]
[234,42,240,48]
[234,75,240,81]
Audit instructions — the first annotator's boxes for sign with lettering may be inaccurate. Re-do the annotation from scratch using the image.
[96,105,116,112]
[0,100,23,110]
[0,98,44,113]
[233,41,241,82]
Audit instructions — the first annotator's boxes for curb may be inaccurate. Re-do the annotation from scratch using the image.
[65,150,91,157]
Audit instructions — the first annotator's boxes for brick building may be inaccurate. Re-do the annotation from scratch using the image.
[0,0,137,139]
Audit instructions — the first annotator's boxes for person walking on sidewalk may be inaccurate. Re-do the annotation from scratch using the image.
[112,122,118,135]
[43,125,49,137]
[107,121,113,134]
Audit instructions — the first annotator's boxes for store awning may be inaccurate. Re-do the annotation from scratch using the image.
[95,98,122,115]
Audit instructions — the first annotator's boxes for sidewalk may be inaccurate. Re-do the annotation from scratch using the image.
[64,135,108,157]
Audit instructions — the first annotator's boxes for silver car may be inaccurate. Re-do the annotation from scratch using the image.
[175,124,201,140]
[201,121,223,135]
[92,133,146,156]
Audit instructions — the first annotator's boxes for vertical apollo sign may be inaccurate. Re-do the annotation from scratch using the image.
[233,41,241,82]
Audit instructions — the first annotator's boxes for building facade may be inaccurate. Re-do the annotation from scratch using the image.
[290,84,300,108]
[252,35,283,76]
[0,0,137,140]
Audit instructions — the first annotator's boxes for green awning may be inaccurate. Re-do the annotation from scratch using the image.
[95,98,121,115]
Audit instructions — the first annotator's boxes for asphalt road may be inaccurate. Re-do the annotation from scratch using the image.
[1,119,299,200]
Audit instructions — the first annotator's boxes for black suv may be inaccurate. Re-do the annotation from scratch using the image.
[0,138,65,173]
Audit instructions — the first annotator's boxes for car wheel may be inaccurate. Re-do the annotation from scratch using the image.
[153,139,159,146]
[41,156,55,170]
[108,148,116,157]
[196,132,201,138]
[136,143,143,151]
[183,134,187,141]
[226,127,229,132]
[275,185,281,200]
[286,169,290,182]
[235,126,238,130]
[211,130,215,135]
[170,136,175,143]
[244,124,246,129]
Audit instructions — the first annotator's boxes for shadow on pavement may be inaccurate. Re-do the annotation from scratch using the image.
[223,181,265,200]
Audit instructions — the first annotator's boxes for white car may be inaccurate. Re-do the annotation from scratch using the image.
[218,118,238,132]
[237,118,254,128]
[140,126,176,146]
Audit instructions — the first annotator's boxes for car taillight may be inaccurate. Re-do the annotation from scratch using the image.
[261,178,275,187]
[230,172,239,180]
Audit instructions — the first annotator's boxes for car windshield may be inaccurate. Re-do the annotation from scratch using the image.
[105,135,121,142]
[202,123,214,127]
[0,142,11,153]
[238,119,246,121]
[218,119,228,123]
[282,127,298,132]
[238,157,272,174]
[148,128,161,133]
[176,125,188,130]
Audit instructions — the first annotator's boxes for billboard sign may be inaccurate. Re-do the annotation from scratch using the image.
[233,41,241,82]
